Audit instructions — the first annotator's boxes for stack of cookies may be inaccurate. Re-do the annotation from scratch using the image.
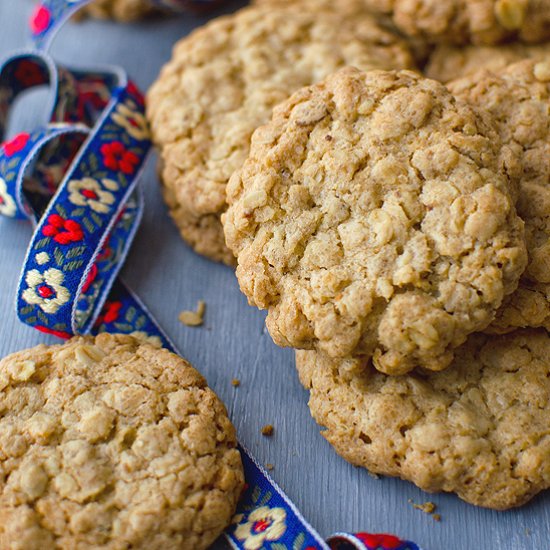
[147,0,550,510]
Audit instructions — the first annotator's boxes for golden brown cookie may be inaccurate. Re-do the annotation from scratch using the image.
[297,328,550,510]
[79,0,158,21]
[146,3,415,265]
[0,333,244,550]
[449,60,550,333]
[425,43,550,82]
[223,67,527,375]
[355,0,550,45]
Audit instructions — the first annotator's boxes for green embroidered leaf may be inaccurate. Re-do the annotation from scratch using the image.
[135,316,146,330]
[82,217,94,233]
[64,260,84,272]
[26,316,37,325]
[7,158,19,170]
[113,322,133,332]
[293,533,305,550]
[37,310,48,325]
[119,174,127,188]
[33,237,50,250]
[103,123,119,133]
[258,490,272,507]
[20,305,34,315]
[53,323,68,331]
[54,248,64,267]
[90,212,103,227]
[55,204,67,218]
[125,307,137,323]
[71,207,85,218]
[271,543,288,550]
[5,171,15,181]
[66,246,86,259]
[89,153,99,171]
[251,485,262,504]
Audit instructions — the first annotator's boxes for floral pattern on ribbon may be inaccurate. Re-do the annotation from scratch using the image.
[21,267,70,314]
[67,177,118,213]
[234,506,287,550]
[111,100,150,141]
[0,177,16,217]
[42,214,84,244]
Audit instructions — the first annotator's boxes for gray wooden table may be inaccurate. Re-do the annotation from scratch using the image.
[0,3,548,549]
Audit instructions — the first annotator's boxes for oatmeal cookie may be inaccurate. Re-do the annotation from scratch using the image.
[297,328,550,509]
[146,3,414,265]
[0,333,244,550]
[449,60,550,333]
[426,43,550,82]
[356,0,550,45]
[80,0,157,21]
[223,67,527,375]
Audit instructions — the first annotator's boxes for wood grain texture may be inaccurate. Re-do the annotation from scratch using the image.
[1,3,549,549]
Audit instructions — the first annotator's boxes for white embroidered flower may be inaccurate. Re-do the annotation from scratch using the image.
[22,268,70,314]
[111,101,149,141]
[0,176,16,217]
[234,506,287,550]
[67,177,118,213]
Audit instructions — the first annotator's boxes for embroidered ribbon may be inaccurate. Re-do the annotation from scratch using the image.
[0,3,423,549]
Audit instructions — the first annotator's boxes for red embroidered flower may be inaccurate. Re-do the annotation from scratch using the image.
[30,5,51,35]
[2,133,30,157]
[96,301,123,326]
[14,60,44,87]
[356,533,405,549]
[42,214,84,245]
[81,264,98,294]
[127,81,145,106]
[100,141,140,174]
[36,325,72,340]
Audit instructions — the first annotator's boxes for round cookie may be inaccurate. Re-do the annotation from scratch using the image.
[296,328,550,510]
[425,43,550,82]
[0,333,244,550]
[448,60,550,333]
[79,0,158,21]
[146,3,415,265]
[351,0,550,45]
[223,67,527,375]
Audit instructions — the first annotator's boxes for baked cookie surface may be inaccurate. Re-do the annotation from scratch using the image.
[224,68,527,374]
[449,60,550,333]
[296,328,550,509]
[425,43,550,82]
[357,0,550,45]
[0,333,244,550]
[146,3,414,265]
[82,0,157,20]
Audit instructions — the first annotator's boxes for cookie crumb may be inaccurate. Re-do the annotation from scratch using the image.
[408,499,441,521]
[231,378,241,387]
[266,463,274,470]
[179,300,206,327]
[261,424,274,437]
